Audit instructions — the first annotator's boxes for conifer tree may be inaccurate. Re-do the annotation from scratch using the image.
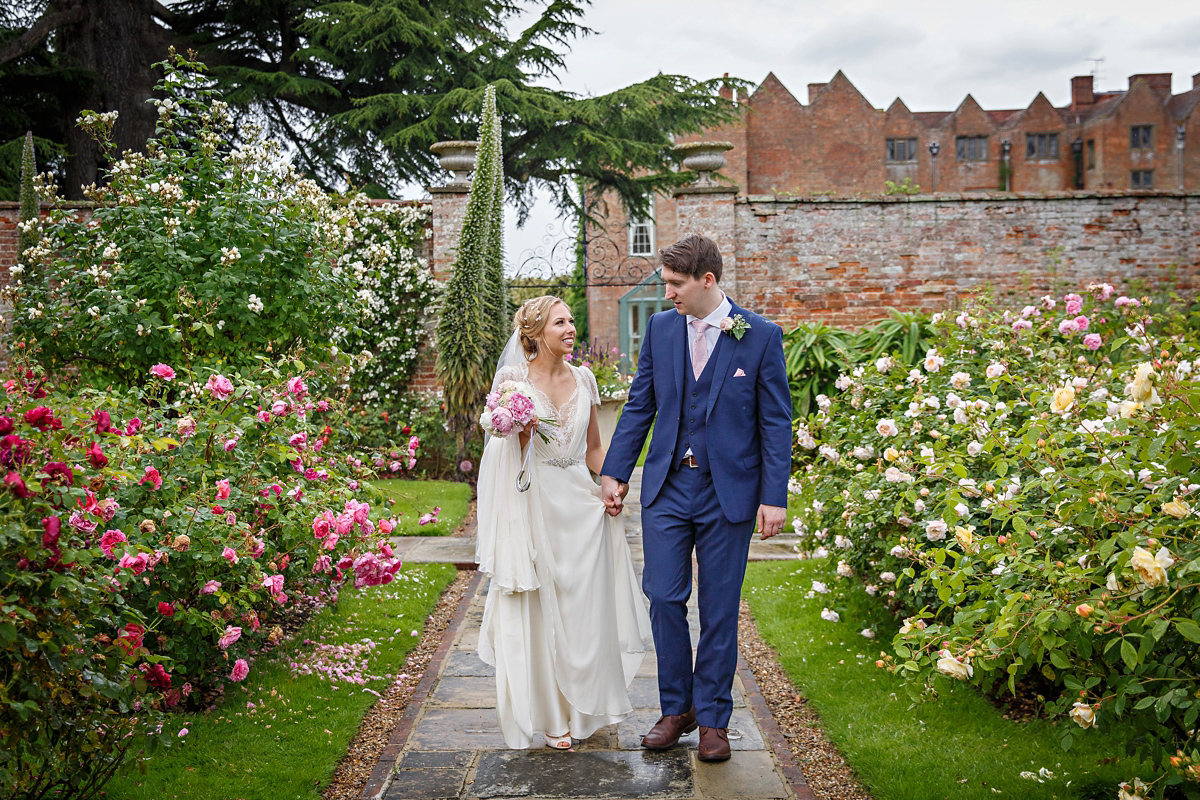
[436,85,504,461]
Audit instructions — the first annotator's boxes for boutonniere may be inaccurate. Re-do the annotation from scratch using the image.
[718,314,751,340]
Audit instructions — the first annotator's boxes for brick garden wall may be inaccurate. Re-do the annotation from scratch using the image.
[731,190,1200,330]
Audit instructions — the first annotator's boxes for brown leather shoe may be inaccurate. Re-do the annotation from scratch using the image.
[640,709,698,749]
[697,726,731,762]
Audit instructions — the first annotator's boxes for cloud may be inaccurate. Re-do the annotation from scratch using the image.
[1140,15,1200,52]
[793,17,927,65]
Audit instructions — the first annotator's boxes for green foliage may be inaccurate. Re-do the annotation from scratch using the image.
[11,51,361,386]
[7,1,746,216]
[789,285,1200,791]
[783,321,855,419]
[570,341,631,400]
[436,87,504,459]
[370,479,474,537]
[0,351,412,799]
[884,177,921,195]
[855,308,934,366]
[478,85,509,366]
[102,566,457,800]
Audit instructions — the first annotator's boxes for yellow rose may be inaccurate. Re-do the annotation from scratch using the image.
[1119,400,1143,419]
[1162,499,1191,519]
[954,524,976,551]
[1130,545,1173,589]
[1125,362,1160,408]
[1050,385,1075,414]
[884,447,900,462]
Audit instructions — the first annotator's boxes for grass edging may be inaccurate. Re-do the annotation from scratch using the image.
[370,479,473,537]
[105,563,460,800]
[744,560,1143,800]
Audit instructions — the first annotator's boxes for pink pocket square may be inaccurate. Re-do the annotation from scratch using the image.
[733,368,747,377]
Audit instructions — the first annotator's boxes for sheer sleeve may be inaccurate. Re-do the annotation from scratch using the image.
[492,364,524,392]
[475,433,540,594]
[580,366,601,406]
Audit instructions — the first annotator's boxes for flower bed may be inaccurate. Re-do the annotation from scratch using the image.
[790,285,1200,794]
[0,357,425,798]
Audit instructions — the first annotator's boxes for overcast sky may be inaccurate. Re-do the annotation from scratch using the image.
[413,0,1200,273]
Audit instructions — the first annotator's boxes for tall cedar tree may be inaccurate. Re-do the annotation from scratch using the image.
[437,86,502,460]
[0,0,747,218]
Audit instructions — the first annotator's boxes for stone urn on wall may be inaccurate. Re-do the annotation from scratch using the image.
[673,141,734,188]
[595,396,626,450]
[429,140,479,187]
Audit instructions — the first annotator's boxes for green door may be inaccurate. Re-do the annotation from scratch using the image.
[618,270,671,371]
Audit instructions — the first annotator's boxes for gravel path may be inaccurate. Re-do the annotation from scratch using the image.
[738,600,875,800]
[321,569,473,800]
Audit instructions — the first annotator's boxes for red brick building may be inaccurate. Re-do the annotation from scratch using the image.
[586,69,1200,356]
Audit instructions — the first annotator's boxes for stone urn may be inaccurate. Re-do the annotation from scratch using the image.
[673,141,734,188]
[429,140,478,187]
[596,397,626,450]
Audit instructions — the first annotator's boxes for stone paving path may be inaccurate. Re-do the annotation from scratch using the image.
[368,470,806,800]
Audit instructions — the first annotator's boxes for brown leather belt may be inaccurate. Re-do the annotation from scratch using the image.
[679,455,700,469]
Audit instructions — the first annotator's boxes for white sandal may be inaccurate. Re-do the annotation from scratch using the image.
[545,733,573,750]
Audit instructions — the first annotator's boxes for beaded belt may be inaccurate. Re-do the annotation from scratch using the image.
[541,457,584,468]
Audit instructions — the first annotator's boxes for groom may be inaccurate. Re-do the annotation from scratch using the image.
[601,233,791,762]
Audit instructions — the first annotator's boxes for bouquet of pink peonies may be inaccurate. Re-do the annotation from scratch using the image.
[479,381,556,443]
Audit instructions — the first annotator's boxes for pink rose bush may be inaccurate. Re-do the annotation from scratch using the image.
[0,353,425,796]
[789,285,1199,784]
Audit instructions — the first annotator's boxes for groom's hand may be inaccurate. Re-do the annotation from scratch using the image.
[756,504,786,540]
[600,475,627,516]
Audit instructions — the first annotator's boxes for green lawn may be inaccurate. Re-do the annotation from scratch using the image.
[369,479,472,536]
[106,563,458,800]
[744,561,1144,800]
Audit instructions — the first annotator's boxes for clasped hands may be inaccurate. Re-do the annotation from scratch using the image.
[600,475,786,540]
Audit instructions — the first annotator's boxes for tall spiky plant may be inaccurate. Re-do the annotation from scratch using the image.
[481,86,509,363]
[436,85,505,461]
[17,131,38,268]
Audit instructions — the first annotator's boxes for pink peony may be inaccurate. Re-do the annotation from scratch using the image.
[222,546,238,564]
[139,466,162,490]
[206,374,234,400]
[215,478,231,500]
[489,406,514,435]
[1083,333,1103,350]
[229,658,249,682]
[200,580,221,595]
[485,391,500,410]
[99,529,127,558]
[149,364,176,381]
[218,625,242,650]
[507,392,535,425]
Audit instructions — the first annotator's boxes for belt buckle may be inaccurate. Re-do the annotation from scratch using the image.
[681,455,698,469]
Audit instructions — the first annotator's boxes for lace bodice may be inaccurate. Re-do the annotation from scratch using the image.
[494,363,599,456]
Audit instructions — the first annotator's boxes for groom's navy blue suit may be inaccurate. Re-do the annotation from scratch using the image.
[602,299,791,728]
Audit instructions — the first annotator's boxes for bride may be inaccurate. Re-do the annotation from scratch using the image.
[475,295,652,750]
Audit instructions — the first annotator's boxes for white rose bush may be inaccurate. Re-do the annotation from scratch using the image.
[789,286,1200,791]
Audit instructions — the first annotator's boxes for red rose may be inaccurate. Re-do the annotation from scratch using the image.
[92,410,113,434]
[41,516,60,548]
[86,441,108,468]
[141,663,172,690]
[117,623,145,655]
[402,426,411,435]
[157,601,175,617]
[24,406,63,432]
[4,471,31,498]
[42,462,75,486]
[0,416,13,435]
[1,435,32,467]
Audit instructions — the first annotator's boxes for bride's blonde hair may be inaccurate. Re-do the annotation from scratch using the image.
[514,295,568,357]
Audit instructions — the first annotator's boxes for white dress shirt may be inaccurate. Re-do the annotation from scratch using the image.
[686,292,732,363]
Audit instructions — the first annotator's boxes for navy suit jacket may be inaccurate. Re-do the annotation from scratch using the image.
[602,300,792,523]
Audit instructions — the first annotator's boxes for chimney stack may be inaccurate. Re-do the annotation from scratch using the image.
[719,72,733,101]
[1193,71,1200,90]
[1129,73,1172,94]
[1070,75,1094,108]
[807,83,827,104]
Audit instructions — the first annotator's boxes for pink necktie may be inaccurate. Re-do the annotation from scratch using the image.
[691,319,710,379]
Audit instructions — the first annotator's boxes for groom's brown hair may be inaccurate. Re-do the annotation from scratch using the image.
[659,234,722,282]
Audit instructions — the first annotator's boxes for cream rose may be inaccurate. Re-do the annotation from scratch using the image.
[876,418,899,437]
[1069,702,1097,729]
[936,649,972,680]
[1162,498,1191,519]
[1050,385,1076,414]
[1125,362,1160,408]
[1130,545,1174,589]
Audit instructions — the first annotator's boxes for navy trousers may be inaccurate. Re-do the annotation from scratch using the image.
[641,465,755,728]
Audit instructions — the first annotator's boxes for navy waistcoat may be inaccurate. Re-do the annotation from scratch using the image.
[673,340,717,472]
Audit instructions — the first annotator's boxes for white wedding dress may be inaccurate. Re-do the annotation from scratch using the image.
[475,362,652,749]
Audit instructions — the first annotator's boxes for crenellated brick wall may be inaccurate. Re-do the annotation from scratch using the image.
[729,190,1200,330]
